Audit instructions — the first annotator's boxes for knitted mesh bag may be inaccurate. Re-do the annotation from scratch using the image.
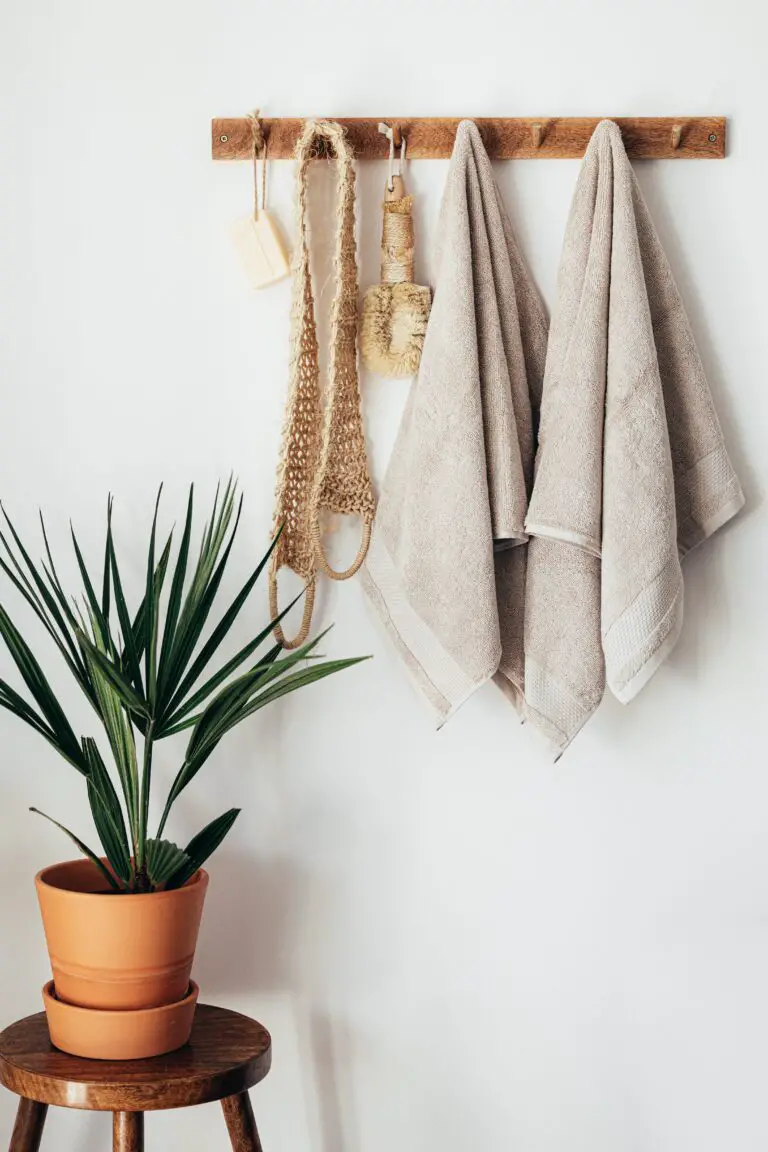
[269,120,376,648]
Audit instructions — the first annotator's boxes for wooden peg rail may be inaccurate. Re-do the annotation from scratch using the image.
[212,117,726,161]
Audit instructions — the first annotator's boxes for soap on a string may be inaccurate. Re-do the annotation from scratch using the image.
[232,111,290,289]
[231,210,290,289]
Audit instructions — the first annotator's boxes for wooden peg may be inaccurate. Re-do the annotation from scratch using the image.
[671,123,683,150]
[531,122,544,149]
[392,124,402,149]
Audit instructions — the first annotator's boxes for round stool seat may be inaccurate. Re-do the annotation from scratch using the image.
[0,1004,270,1111]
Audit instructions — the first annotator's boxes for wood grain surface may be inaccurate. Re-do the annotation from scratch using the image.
[212,116,726,160]
[221,1092,264,1151]
[113,1110,144,1151]
[8,1097,47,1152]
[0,1005,271,1112]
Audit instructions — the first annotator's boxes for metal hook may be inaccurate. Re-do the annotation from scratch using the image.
[671,123,683,151]
[378,122,407,192]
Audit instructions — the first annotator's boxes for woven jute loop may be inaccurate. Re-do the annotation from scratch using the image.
[312,518,372,580]
[268,566,316,650]
[270,119,376,646]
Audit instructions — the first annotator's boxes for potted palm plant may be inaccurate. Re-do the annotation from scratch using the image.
[0,479,365,1059]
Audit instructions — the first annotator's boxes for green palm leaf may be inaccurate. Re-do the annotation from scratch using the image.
[82,737,132,887]
[0,516,88,686]
[0,602,86,772]
[145,838,190,887]
[29,808,120,891]
[157,640,367,835]
[120,529,171,672]
[157,482,240,704]
[0,677,64,756]
[144,486,164,709]
[164,809,240,890]
[79,611,140,852]
[76,630,151,720]
[107,508,144,697]
[157,485,194,700]
[0,481,369,892]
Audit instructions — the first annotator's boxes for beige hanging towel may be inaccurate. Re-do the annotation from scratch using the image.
[362,120,549,722]
[524,119,744,753]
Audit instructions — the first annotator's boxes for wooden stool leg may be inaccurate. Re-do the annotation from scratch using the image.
[9,1098,47,1152]
[221,1092,263,1151]
[112,1112,144,1152]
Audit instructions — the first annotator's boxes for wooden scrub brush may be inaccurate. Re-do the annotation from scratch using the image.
[361,126,431,378]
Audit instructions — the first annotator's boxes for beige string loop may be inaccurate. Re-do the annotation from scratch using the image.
[247,109,268,214]
[312,518,372,580]
[269,119,376,645]
[378,121,407,193]
[267,569,316,650]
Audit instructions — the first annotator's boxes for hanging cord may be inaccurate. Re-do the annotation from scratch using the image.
[247,109,268,215]
[376,123,413,282]
[378,121,407,193]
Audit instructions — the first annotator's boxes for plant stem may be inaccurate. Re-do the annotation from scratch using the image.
[137,720,154,869]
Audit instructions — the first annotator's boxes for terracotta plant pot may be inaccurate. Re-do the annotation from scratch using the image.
[35,857,208,1057]
[42,979,200,1061]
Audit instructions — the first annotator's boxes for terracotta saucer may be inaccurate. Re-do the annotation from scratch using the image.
[42,979,199,1061]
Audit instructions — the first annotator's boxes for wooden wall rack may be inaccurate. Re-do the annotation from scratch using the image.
[212,117,726,161]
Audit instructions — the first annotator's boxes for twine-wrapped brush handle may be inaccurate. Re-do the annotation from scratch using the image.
[380,175,415,284]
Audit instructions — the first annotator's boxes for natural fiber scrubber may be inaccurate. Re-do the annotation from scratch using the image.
[269,119,376,649]
[361,170,431,378]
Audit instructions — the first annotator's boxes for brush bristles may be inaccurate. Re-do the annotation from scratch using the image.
[361,283,432,379]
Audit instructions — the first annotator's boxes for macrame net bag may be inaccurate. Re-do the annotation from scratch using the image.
[269,120,376,648]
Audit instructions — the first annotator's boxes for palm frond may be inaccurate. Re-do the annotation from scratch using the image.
[144,486,164,709]
[145,837,190,888]
[83,737,132,887]
[164,809,240,890]
[0,482,369,892]
[30,807,120,891]
[0,602,86,772]
[157,634,367,835]
[76,629,151,720]
[157,485,194,700]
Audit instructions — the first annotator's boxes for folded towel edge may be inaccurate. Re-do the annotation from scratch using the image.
[610,603,684,704]
[523,656,599,754]
[678,489,746,557]
[604,559,684,703]
[524,521,602,559]
[361,530,500,727]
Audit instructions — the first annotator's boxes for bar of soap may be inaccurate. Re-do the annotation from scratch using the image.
[231,211,290,289]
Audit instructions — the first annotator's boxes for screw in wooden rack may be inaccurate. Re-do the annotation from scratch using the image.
[220,134,229,143]
[709,133,717,142]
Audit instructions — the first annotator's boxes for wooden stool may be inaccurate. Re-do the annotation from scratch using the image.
[0,1004,271,1150]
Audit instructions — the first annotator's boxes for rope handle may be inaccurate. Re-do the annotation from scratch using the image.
[247,109,269,215]
[268,562,316,650]
[312,518,372,580]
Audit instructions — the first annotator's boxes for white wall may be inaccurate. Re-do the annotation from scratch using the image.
[0,1,766,1149]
